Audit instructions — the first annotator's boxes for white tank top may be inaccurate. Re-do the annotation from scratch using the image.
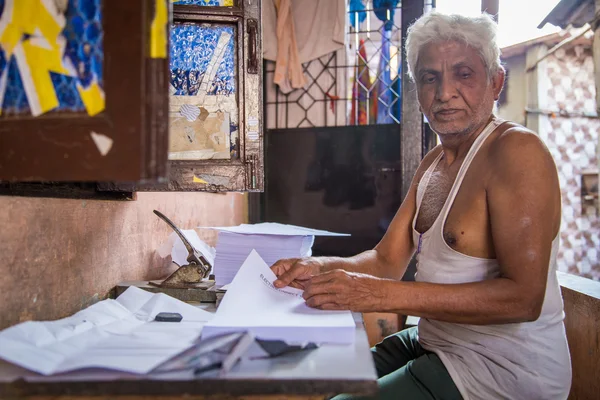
[412,118,571,400]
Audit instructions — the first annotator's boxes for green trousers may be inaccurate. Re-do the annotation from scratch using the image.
[333,327,462,400]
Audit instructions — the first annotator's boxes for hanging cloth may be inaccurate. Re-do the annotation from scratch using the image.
[272,0,307,93]
[264,0,346,93]
[350,39,377,125]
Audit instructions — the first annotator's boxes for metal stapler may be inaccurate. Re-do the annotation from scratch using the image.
[114,210,217,302]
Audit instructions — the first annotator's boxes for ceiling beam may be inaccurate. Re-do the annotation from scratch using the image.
[481,0,499,22]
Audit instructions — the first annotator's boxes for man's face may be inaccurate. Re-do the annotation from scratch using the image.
[415,41,504,138]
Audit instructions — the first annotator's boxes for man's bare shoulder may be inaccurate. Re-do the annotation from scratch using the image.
[485,123,561,237]
[485,124,559,195]
[488,124,556,174]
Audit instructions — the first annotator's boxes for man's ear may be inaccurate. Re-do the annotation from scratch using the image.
[492,69,506,101]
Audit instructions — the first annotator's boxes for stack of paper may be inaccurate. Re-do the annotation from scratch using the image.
[202,250,356,345]
[212,232,313,285]
[205,223,350,286]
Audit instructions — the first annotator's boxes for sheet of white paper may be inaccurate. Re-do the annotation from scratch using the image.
[201,222,350,237]
[0,287,213,375]
[202,250,355,345]
[169,230,216,267]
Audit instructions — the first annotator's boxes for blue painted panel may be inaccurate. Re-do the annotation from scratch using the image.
[170,23,235,96]
[172,0,232,6]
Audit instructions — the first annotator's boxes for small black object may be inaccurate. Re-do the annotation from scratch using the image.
[155,312,183,322]
[256,338,318,357]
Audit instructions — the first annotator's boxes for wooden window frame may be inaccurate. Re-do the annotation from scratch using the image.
[99,0,263,193]
[0,0,169,182]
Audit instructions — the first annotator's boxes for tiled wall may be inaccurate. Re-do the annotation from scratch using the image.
[539,45,600,280]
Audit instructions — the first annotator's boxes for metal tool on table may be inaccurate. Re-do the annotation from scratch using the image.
[115,210,217,302]
[149,210,212,288]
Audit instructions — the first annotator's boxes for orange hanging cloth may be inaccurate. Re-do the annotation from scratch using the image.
[273,0,307,93]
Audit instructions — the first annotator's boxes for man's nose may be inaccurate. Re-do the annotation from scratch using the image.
[435,77,457,102]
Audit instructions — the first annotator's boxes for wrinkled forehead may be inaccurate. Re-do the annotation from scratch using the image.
[416,40,486,73]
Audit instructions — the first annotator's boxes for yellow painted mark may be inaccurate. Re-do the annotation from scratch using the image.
[77,81,105,116]
[0,0,69,115]
[0,0,105,116]
[150,0,168,58]
[193,175,208,184]
[0,1,65,57]
[21,39,72,115]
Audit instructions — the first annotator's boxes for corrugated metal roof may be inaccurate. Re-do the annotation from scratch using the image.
[538,0,595,29]
[500,28,593,59]
[501,32,565,58]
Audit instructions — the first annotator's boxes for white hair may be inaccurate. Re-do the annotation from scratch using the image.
[405,11,503,81]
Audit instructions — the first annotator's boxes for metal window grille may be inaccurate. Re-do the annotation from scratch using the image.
[265,1,434,129]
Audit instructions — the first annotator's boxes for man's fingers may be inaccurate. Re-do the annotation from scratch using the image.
[273,264,304,288]
[270,259,293,276]
[273,269,297,288]
[303,280,338,300]
[308,270,338,284]
[271,258,298,287]
[305,294,338,309]
[288,280,307,290]
[318,303,345,311]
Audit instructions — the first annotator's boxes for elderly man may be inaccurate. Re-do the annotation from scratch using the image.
[271,11,571,400]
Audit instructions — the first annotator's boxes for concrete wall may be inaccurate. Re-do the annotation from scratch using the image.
[498,43,600,281]
[498,53,527,125]
[541,46,600,280]
[0,192,247,330]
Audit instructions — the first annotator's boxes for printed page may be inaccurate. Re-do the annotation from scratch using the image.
[203,250,355,344]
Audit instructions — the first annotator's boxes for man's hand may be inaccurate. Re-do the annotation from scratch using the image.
[303,270,387,312]
[271,257,323,290]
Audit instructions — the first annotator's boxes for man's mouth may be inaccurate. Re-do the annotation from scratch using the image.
[435,109,461,115]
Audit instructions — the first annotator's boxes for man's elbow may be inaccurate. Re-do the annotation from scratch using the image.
[373,248,402,280]
[518,297,544,322]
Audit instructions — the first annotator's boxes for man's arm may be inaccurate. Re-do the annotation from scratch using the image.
[304,129,562,325]
[272,146,444,288]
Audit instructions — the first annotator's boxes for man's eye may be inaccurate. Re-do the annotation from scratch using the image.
[460,72,472,79]
[422,75,436,84]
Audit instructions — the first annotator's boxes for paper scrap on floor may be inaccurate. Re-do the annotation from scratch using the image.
[202,250,356,345]
[0,287,213,375]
